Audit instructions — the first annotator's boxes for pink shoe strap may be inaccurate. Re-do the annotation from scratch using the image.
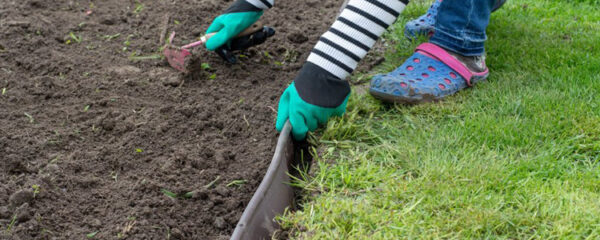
[415,43,477,86]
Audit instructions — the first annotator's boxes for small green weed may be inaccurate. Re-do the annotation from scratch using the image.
[160,189,196,199]
[103,33,121,41]
[123,34,134,51]
[86,231,99,238]
[133,1,144,14]
[24,112,34,123]
[66,32,82,44]
[110,171,118,182]
[128,54,162,62]
[32,184,40,198]
[204,176,220,189]
[226,180,247,187]
[5,214,17,233]
[161,189,178,199]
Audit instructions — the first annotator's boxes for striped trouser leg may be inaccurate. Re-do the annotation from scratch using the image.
[308,0,409,80]
[293,0,410,107]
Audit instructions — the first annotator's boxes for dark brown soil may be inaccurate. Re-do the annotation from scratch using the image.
[0,0,342,238]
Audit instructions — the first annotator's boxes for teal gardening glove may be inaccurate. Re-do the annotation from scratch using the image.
[273,0,411,140]
[276,63,351,140]
[205,0,270,51]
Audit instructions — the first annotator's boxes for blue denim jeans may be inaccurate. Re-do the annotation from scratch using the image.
[429,0,496,56]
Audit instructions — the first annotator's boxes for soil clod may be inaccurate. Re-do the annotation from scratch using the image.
[15,203,33,222]
[100,17,117,25]
[215,186,231,197]
[192,190,209,200]
[163,76,182,87]
[110,66,142,76]
[90,218,102,228]
[0,206,11,219]
[44,164,60,174]
[170,228,184,239]
[214,217,227,230]
[5,155,29,174]
[287,31,309,44]
[9,190,34,208]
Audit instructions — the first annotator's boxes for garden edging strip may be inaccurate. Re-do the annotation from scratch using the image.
[230,121,294,240]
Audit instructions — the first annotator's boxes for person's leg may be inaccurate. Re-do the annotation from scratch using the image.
[429,0,494,56]
[369,0,496,103]
[405,0,506,40]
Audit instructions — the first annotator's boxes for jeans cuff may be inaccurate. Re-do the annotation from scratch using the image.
[429,27,486,56]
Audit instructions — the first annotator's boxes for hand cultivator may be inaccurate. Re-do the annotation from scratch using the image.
[163,23,275,73]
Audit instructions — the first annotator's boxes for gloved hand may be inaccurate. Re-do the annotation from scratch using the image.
[205,0,263,51]
[276,64,351,140]
[276,0,410,140]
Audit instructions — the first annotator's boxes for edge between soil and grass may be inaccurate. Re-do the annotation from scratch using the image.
[277,0,600,239]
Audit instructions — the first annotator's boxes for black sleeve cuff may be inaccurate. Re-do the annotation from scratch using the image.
[294,62,351,108]
[224,0,263,13]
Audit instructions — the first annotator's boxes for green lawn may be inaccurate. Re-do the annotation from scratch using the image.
[279,0,600,239]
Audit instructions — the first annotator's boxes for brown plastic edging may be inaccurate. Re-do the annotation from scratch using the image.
[230,121,294,240]
[230,3,347,238]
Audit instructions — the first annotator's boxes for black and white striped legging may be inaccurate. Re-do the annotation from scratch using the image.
[244,0,410,80]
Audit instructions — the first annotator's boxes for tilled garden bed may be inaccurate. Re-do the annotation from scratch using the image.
[0,0,342,238]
